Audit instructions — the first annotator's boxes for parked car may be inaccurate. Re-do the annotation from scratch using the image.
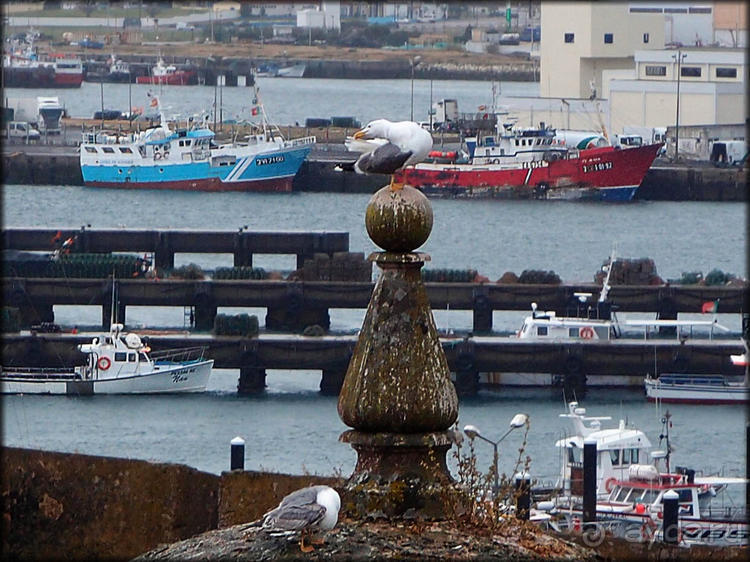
[3,121,41,141]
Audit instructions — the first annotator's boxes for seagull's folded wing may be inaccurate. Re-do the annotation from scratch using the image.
[265,503,327,531]
[354,142,413,175]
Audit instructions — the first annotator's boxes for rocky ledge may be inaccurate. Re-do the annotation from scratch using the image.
[134,516,594,561]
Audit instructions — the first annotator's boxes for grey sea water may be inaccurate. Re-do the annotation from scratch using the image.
[2,183,746,489]
[1,74,746,488]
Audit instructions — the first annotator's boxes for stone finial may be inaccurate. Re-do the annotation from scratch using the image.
[365,185,433,253]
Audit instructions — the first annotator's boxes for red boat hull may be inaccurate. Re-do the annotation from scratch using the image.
[136,71,197,86]
[396,143,663,201]
[54,72,83,87]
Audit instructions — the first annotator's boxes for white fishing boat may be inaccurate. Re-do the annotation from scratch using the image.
[540,409,748,546]
[644,344,749,404]
[547,401,653,500]
[514,249,733,343]
[0,323,213,395]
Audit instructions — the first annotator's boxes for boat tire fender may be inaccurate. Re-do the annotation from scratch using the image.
[162,150,169,159]
[97,357,111,371]
[564,356,582,374]
[604,477,617,493]
[491,159,500,164]
[154,152,162,160]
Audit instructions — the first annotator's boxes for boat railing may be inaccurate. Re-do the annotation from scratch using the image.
[151,346,208,364]
[1,366,82,380]
[701,504,747,521]
[285,135,316,148]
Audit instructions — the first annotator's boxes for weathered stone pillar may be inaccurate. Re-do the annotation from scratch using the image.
[338,185,459,520]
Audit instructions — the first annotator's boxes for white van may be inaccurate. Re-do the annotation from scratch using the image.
[4,121,41,141]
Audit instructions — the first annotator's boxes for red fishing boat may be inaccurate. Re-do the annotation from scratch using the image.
[396,121,662,201]
[136,58,197,85]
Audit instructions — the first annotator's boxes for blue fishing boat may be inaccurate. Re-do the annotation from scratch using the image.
[79,94,315,191]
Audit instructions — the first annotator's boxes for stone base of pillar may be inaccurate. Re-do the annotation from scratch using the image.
[339,430,458,520]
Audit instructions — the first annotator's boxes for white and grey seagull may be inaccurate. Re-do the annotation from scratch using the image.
[259,485,341,552]
[351,119,432,190]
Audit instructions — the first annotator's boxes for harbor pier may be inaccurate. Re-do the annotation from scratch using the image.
[1,332,743,396]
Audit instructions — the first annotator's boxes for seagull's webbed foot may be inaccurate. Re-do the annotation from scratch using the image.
[388,176,404,191]
[299,530,315,553]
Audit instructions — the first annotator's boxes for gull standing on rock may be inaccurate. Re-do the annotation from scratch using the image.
[259,485,341,552]
[352,119,432,190]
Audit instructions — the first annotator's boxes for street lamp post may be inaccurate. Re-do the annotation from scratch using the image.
[463,413,529,495]
[410,55,421,121]
[672,50,687,162]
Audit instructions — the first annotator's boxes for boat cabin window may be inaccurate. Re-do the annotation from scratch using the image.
[105,337,113,344]
[567,447,582,465]
[622,449,631,464]
[84,146,98,153]
[102,146,115,153]
[128,353,136,362]
[614,487,633,502]
[630,448,639,464]
[119,147,133,154]
[610,449,620,466]
[568,328,579,338]
[139,352,149,362]
[114,352,127,362]
[536,326,548,336]
[639,488,659,504]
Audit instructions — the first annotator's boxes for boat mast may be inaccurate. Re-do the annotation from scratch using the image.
[659,410,672,474]
[598,246,617,304]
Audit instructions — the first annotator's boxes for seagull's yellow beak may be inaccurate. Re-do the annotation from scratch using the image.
[353,129,366,140]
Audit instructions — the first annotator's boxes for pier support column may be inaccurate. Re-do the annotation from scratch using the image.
[233,232,253,267]
[320,368,345,396]
[237,367,267,394]
[193,299,217,331]
[101,302,126,329]
[154,232,174,270]
[453,346,479,396]
[657,297,678,337]
[472,288,492,333]
[19,304,54,328]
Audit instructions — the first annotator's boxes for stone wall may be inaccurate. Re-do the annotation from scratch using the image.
[1,447,337,560]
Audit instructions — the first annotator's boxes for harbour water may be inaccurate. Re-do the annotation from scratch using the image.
[5,77,538,125]
[2,183,746,488]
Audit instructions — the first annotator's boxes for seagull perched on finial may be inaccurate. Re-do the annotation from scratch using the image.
[259,485,341,552]
[351,119,432,190]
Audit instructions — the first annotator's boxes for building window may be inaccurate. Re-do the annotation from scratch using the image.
[643,32,649,43]
[716,67,737,78]
[688,7,711,14]
[604,33,613,44]
[630,7,662,13]
[681,66,701,77]
[645,65,667,76]
[664,7,687,13]
[564,33,574,43]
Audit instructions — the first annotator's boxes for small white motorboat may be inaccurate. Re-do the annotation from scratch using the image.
[1,323,213,395]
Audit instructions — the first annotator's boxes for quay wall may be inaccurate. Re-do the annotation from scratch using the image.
[3,150,746,201]
[1,446,336,561]
[80,52,538,82]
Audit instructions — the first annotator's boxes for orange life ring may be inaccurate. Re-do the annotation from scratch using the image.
[580,326,595,340]
[97,357,111,370]
[604,477,617,493]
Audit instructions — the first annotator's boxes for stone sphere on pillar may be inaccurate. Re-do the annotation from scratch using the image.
[365,184,433,252]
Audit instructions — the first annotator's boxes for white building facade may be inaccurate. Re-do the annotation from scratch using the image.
[607,49,746,132]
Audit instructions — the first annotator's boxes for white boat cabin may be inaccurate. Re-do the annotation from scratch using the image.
[555,402,652,497]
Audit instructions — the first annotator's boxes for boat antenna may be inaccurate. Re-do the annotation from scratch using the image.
[110,269,117,328]
[658,410,672,474]
[598,245,617,304]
